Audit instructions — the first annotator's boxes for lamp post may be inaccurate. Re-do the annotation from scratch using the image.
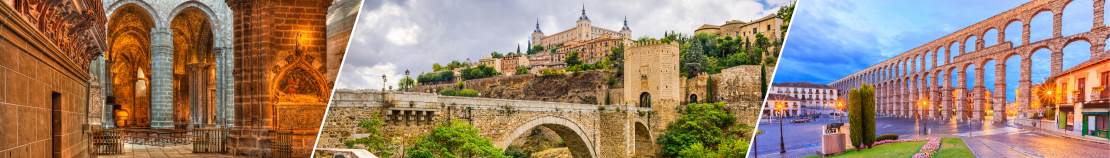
[777,101,786,154]
[919,99,928,135]
[837,100,845,123]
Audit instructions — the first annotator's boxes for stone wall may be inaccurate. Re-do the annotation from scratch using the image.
[227,0,335,157]
[0,3,97,157]
[711,65,768,124]
[410,71,616,104]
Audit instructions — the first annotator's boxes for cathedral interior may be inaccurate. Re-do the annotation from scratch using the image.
[0,0,360,157]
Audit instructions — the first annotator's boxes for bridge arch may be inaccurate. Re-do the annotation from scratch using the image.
[501,116,598,158]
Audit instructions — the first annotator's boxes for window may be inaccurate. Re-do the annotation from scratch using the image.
[639,92,652,108]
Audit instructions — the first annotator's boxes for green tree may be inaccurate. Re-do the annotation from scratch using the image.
[417,71,455,84]
[491,51,504,58]
[399,76,416,90]
[565,51,582,66]
[461,65,500,80]
[343,116,397,157]
[847,84,876,149]
[515,66,529,75]
[656,102,752,157]
[681,43,708,78]
[608,45,625,77]
[406,120,507,158]
[527,45,545,55]
[433,63,444,72]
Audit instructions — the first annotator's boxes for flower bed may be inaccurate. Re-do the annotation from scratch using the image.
[911,137,941,158]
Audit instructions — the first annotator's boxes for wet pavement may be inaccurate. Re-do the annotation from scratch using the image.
[752,114,1110,158]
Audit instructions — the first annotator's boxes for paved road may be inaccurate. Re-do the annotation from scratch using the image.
[752,115,1109,158]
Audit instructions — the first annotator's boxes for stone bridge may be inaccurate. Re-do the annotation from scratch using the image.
[830,0,1110,122]
[317,90,664,158]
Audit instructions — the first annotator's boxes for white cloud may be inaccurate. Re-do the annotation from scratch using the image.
[336,63,404,90]
[386,25,421,45]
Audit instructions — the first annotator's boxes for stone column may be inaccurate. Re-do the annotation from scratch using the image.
[930,74,938,119]
[943,70,952,120]
[994,62,1007,123]
[1019,57,1032,118]
[215,46,234,127]
[957,69,967,121]
[973,64,985,121]
[150,27,174,129]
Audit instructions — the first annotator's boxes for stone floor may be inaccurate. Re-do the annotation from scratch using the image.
[96,144,243,158]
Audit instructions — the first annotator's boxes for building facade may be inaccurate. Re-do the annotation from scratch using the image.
[1046,58,1109,140]
[529,7,631,66]
[765,94,802,117]
[695,14,784,42]
[770,82,841,116]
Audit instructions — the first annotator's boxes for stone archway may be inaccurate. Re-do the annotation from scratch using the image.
[501,116,597,158]
[688,94,698,103]
[640,92,652,108]
[170,6,218,128]
[107,3,156,128]
[633,121,654,157]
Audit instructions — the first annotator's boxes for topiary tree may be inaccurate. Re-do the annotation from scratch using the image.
[847,84,876,149]
[406,120,508,158]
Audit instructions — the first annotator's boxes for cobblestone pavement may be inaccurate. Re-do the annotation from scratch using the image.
[96,144,243,158]
[967,129,1109,158]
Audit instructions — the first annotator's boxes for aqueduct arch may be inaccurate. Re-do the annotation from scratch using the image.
[500,116,598,158]
[831,0,1110,122]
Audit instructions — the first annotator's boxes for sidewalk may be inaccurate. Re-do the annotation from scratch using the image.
[961,136,1038,158]
[1013,119,1110,145]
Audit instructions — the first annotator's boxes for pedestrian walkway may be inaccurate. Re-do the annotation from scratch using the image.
[96,144,242,158]
[962,136,1039,158]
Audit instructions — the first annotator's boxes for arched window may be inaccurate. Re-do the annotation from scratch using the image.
[688,94,698,103]
[639,92,652,108]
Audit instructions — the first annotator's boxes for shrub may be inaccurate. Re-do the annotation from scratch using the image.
[875,134,899,142]
[440,88,479,97]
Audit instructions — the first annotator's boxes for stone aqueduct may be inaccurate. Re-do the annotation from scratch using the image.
[318,90,662,158]
[829,0,1110,122]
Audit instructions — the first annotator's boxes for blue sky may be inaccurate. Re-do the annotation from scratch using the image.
[776,0,1103,101]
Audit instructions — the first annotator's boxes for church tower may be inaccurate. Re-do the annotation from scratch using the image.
[576,4,591,40]
[620,16,631,38]
[531,19,543,47]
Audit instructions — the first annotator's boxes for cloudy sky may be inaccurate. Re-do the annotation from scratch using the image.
[776,0,1103,101]
[337,0,794,90]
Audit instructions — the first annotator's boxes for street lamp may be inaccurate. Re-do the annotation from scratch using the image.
[776,101,786,154]
[919,99,928,135]
[837,100,845,123]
